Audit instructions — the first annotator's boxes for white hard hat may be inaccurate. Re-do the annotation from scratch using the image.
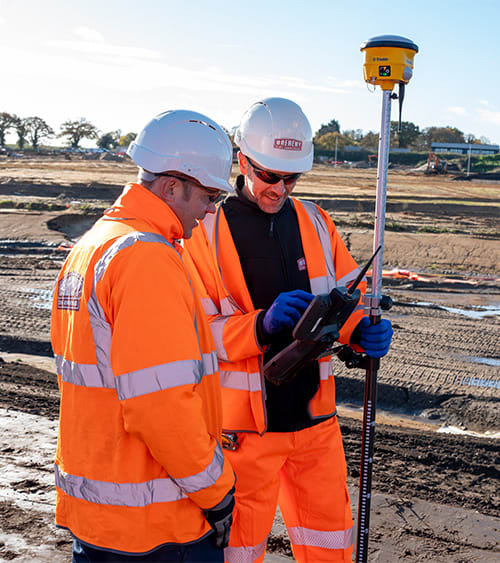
[234,97,313,173]
[127,110,234,192]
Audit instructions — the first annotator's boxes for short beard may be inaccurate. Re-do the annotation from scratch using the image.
[182,183,193,202]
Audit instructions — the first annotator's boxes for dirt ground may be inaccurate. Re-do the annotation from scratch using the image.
[0,157,498,561]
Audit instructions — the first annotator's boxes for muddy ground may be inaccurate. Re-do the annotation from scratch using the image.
[0,157,498,561]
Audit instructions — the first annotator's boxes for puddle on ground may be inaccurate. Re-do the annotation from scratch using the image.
[387,288,500,319]
[437,425,500,439]
[410,300,500,319]
[15,287,54,311]
[28,288,53,310]
[466,356,500,367]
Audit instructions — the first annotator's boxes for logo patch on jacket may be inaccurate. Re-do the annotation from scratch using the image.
[297,257,307,271]
[273,138,303,151]
[57,272,84,311]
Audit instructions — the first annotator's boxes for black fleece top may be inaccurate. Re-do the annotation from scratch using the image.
[221,176,332,432]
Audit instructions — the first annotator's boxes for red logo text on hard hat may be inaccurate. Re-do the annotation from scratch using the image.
[273,138,303,151]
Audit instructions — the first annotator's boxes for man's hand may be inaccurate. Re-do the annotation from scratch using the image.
[358,317,393,358]
[262,290,314,336]
[203,487,235,549]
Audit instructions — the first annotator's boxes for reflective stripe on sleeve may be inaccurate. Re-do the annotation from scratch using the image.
[116,360,200,400]
[288,525,353,550]
[55,354,115,389]
[172,443,225,494]
[54,464,186,507]
[220,296,241,315]
[201,297,219,315]
[220,370,262,392]
[224,539,267,563]
[210,316,230,361]
[319,361,333,381]
[56,352,218,395]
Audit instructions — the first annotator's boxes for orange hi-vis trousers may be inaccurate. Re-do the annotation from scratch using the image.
[224,417,353,562]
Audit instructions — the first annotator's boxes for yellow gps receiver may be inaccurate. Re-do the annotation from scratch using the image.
[360,35,418,130]
[360,35,418,90]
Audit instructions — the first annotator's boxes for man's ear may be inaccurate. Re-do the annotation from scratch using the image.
[237,151,248,175]
[158,176,181,203]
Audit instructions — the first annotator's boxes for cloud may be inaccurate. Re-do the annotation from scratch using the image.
[478,100,489,106]
[478,109,500,126]
[47,39,161,60]
[39,39,356,98]
[74,27,105,43]
[447,106,466,116]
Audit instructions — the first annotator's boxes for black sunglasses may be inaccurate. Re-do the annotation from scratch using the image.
[246,157,301,186]
[158,173,221,202]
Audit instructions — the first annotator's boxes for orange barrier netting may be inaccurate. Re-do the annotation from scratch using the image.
[367,268,500,285]
[56,243,74,252]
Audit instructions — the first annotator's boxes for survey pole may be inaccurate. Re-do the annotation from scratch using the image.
[357,35,418,563]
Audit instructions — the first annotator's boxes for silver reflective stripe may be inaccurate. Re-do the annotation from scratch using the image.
[297,199,337,292]
[310,275,329,295]
[115,359,204,400]
[173,443,224,494]
[54,464,186,507]
[86,232,179,392]
[220,296,239,315]
[94,232,173,284]
[202,211,216,242]
[55,354,115,389]
[203,351,218,376]
[337,267,362,288]
[201,297,219,315]
[288,525,353,550]
[319,361,332,381]
[211,316,230,361]
[212,207,245,314]
[220,370,262,392]
[87,282,114,389]
[224,539,267,563]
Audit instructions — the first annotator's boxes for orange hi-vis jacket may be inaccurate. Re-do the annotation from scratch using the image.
[51,183,235,554]
[185,197,366,435]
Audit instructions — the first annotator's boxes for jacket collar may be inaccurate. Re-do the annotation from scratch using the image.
[105,182,184,242]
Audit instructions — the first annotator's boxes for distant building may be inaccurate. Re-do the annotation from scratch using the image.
[431,142,499,155]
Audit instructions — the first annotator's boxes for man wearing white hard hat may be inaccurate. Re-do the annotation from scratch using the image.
[51,110,236,561]
[186,98,394,562]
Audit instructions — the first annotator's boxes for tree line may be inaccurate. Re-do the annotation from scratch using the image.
[313,118,493,152]
[0,111,494,153]
[0,113,136,151]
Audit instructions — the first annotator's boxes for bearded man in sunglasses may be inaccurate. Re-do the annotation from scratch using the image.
[185,97,393,563]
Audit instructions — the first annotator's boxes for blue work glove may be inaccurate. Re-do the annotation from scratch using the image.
[262,290,314,336]
[203,487,235,549]
[358,317,393,358]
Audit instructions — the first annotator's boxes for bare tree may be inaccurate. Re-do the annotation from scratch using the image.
[0,112,16,146]
[59,118,99,148]
[25,117,54,150]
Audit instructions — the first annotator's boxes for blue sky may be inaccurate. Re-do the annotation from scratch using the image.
[1,0,499,145]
